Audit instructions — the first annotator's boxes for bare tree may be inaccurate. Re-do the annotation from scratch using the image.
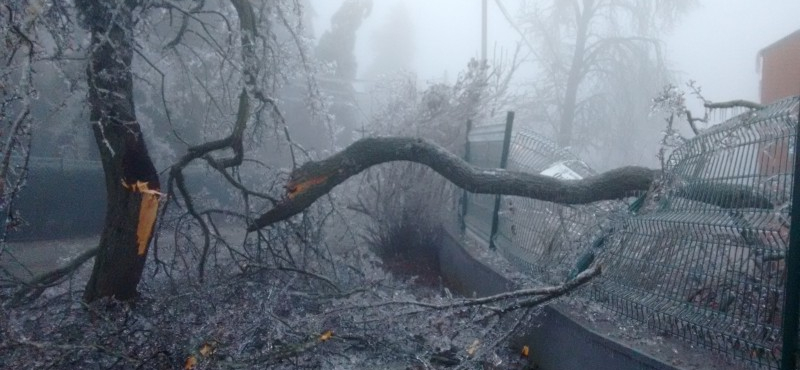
[75,0,161,302]
[519,0,695,167]
[66,0,331,301]
[315,0,372,81]
[0,3,38,244]
[0,1,87,286]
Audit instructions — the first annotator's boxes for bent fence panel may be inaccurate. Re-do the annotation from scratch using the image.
[594,97,799,369]
[465,126,604,284]
[463,97,799,369]
[463,123,509,242]
[495,130,603,285]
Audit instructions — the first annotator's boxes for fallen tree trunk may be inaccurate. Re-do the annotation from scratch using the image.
[248,137,659,231]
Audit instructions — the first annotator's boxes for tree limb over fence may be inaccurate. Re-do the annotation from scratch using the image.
[335,265,602,316]
[248,137,660,231]
[705,99,764,111]
[9,246,99,306]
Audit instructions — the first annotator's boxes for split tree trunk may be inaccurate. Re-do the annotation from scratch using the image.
[79,0,161,302]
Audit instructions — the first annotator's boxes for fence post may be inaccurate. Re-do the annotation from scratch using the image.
[460,119,473,232]
[782,108,800,370]
[489,111,514,249]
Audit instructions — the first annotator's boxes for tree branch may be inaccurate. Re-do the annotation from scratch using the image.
[683,109,704,136]
[9,246,99,306]
[340,265,601,314]
[248,137,659,231]
[705,100,764,111]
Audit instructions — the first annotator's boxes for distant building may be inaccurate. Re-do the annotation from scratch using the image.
[759,28,800,104]
[755,29,800,178]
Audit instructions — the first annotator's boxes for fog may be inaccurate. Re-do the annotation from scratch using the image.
[312,0,523,82]
[667,0,800,105]
[307,0,800,170]
[313,0,800,99]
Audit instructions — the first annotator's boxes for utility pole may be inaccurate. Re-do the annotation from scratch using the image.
[781,103,800,370]
[481,0,488,64]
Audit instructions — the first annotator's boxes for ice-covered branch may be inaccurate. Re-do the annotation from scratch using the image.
[248,137,659,230]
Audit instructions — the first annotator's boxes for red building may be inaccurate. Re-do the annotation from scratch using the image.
[759,28,800,104]
[756,29,800,177]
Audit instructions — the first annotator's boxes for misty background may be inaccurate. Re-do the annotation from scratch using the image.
[314,0,799,102]
[308,0,800,170]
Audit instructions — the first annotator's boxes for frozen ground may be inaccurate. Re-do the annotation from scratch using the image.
[1,233,537,369]
[0,230,749,369]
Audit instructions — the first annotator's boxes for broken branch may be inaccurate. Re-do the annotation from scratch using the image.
[336,265,601,314]
[9,246,99,306]
[705,99,764,111]
[248,137,659,231]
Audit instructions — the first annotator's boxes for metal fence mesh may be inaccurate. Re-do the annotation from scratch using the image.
[594,97,799,368]
[462,96,800,369]
[493,130,603,284]
[463,123,510,242]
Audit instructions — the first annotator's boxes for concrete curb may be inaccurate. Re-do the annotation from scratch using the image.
[437,226,684,370]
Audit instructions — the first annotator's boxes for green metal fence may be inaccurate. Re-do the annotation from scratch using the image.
[462,122,606,286]
[594,97,799,368]
[462,118,513,243]
[461,96,800,369]
[493,130,602,285]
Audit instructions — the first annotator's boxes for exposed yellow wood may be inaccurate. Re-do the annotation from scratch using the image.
[121,179,165,196]
[287,175,329,200]
[121,180,161,256]
[136,192,159,255]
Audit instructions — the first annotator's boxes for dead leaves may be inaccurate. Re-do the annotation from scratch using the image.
[199,342,215,357]
[184,341,217,369]
[467,339,480,357]
[319,330,334,342]
[183,330,339,368]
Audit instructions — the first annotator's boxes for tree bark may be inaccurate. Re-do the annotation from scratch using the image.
[247,137,775,232]
[79,1,161,302]
[248,137,659,231]
[557,0,594,147]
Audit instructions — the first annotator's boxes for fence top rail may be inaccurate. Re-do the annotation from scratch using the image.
[508,129,597,178]
[667,96,800,171]
[468,122,509,143]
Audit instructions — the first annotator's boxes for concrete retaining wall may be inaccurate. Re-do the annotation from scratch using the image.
[436,226,681,370]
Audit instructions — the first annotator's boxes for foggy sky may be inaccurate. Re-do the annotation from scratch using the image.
[313,0,800,110]
[667,0,800,106]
